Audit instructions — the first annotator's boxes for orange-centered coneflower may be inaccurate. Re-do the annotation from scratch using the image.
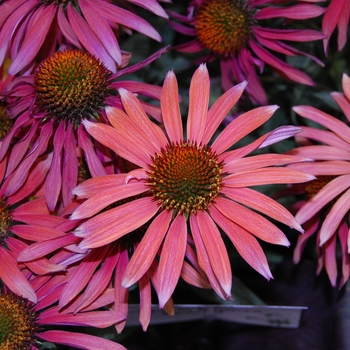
[35,49,111,127]
[0,292,36,349]
[195,0,254,56]
[148,142,223,215]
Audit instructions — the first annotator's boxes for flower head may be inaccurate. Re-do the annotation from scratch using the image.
[0,277,127,350]
[71,64,314,307]
[286,73,350,287]
[0,0,168,74]
[170,0,326,104]
[1,47,166,211]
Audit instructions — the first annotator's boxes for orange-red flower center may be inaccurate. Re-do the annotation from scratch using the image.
[34,49,111,127]
[305,176,337,200]
[147,142,223,215]
[0,198,11,244]
[195,0,254,56]
[0,104,12,140]
[0,292,36,349]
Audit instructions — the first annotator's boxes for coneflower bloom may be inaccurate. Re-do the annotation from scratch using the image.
[0,0,168,74]
[286,73,350,287]
[322,0,350,54]
[1,47,166,211]
[169,0,325,104]
[0,277,127,350]
[71,64,314,307]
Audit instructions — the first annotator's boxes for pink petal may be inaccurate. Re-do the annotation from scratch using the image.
[293,105,350,143]
[67,3,116,72]
[323,234,338,286]
[161,70,183,143]
[9,4,56,74]
[224,153,310,173]
[255,4,326,20]
[202,81,247,144]
[74,245,120,313]
[95,0,161,42]
[187,64,209,144]
[71,182,147,220]
[37,330,127,350]
[122,209,172,288]
[80,0,122,64]
[72,174,127,198]
[224,168,315,187]
[212,105,278,155]
[209,205,273,280]
[139,273,152,332]
[59,246,109,309]
[195,211,232,297]
[83,119,150,168]
[222,187,302,231]
[320,187,350,245]
[214,197,290,246]
[0,246,37,303]
[157,214,187,308]
[0,0,37,67]
[295,174,350,225]
[189,215,230,299]
[250,41,314,85]
[77,198,159,249]
[17,234,78,262]
[118,89,168,150]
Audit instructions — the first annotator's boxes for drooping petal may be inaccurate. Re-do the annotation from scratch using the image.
[9,4,56,74]
[214,197,290,246]
[194,211,232,297]
[295,174,350,225]
[209,206,273,280]
[0,246,37,303]
[157,214,187,308]
[319,188,350,245]
[122,210,172,288]
[221,187,303,232]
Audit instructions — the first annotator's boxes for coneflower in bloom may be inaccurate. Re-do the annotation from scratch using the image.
[169,0,325,104]
[1,47,166,212]
[322,0,350,54]
[0,0,169,74]
[71,64,314,308]
[286,73,350,287]
[0,276,127,350]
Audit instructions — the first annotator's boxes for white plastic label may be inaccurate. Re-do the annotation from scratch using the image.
[126,304,307,329]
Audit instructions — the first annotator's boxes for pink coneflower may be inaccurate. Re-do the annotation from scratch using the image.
[322,0,350,54]
[286,73,350,287]
[0,275,127,350]
[169,0,326,104]
[1,47,166,211]
[71,64,314,308]
[0,0,169,74]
